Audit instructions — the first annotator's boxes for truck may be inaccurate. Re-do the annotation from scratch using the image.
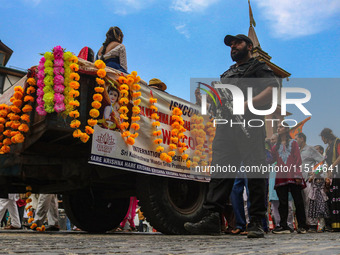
[0,52,210,234]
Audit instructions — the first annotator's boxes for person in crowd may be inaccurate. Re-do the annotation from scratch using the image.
[116,196,138,232]
[96,26,127,73]
[148,78,167,92]
[314,145,324,156]
[295,132,324,231]
[1,210,8,228]
[272,123,307,234]
[268,133,294,231]
[320,128,340,231]
[16,194,27,226]
[78,46,95,62]
[136,207,145,232]
[184,34,279,238]
[31,194,60,231]
[0,194,21,229]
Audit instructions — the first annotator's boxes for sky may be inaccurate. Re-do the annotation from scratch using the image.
[1,0,340,147]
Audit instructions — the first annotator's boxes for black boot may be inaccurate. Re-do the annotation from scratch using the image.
[184,211,221,235]
[247,217,264,238]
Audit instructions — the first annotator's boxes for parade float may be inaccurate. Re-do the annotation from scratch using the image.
[0,46,215,234]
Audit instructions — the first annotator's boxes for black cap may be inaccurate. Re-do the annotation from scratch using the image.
[224,34,253,46]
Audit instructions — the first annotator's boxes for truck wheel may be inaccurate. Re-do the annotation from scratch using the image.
[137,175,207,234]
[63,189,129,233]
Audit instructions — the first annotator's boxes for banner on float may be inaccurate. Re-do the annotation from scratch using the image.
[88,82,210,182]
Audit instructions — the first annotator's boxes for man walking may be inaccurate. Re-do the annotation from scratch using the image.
[184,34,278,238]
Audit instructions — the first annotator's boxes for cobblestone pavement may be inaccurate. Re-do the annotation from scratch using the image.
[0,230,339,254]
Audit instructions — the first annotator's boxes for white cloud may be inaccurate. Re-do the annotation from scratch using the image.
[254,0,340,39]
[175,24,190,38]
[171,0,220,12]
[105,0,155,15]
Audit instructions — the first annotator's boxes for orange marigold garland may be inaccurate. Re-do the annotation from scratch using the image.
[25,185,45,231]
[149,95,164,155]
[118,71,141,146]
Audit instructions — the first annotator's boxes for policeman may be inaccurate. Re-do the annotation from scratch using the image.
[184,34,278,238]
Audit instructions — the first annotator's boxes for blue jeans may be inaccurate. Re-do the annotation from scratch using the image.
[231,172,250,231]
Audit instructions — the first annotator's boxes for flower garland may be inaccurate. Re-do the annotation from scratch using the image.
[118,71,141,146]
[53,46,66,113]
[0,70,36,154]
[25,185,45,231]
[62,51,75,117]
[205,119,216,164]
[191,115,209,168]
[42,51,55,113]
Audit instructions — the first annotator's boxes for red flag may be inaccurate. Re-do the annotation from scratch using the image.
[289,117,311,139]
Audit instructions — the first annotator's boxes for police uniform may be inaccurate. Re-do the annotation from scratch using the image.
[204,58,279,221]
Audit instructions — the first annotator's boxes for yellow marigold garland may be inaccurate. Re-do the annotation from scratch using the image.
[118,71,141,146]
[191,114,210,168]
[25,185,45,231]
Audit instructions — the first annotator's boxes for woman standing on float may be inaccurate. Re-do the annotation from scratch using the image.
[96,26,127,73]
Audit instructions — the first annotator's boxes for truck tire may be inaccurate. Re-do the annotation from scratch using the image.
[137,175,208,234]
[63,189,129,233]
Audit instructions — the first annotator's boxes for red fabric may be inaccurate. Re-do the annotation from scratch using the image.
[78,47,89,60]
[16,199,26,207]
[271,140,306,189]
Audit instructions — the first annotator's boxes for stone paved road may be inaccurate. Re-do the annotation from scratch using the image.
[0,230,339,254]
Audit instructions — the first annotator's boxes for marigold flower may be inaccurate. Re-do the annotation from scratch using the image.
[3,138,12,146]
[69,81,80,89]
[131,116,140,122]
[171,129,179,136]
[11,131,20,137]
[70,63,79,72]
[200,154,207,160]
[28,218,34,223]
[132,83,141,90]
[8,113,19,121]
[11,121,21,129]
[0,117,5,124]
[126,137,135,145]
[119,84,129,91]
[89,109,100,118]
[20,114,30,123]
[0,145,10,154]
[94,60,106,69]
[97,69,106,78]
[126,77,134,86]
[69,89,80,98]
[0,110,7,118]
[149,98,157,104]
[12,99,22,108]
[186,160,191,168]
[18,124,29,132]
[24,95,35,103]
[87,119,97,126]
[170,137,178,144]
[36,227,42,231]
[69,100,80,107]
[25,192,32,197]
[27,86,36,94]
[178,133,185,139]
[0,124,4,133]
[152,130,161,136]
[26,198,32,203]
[119,98,129,105]
[154,138,162,144]
[30,223,37,229]
[151,113,159,120]
[182,154,189,160]
[119,106,129,114]
[73,129,82,138]
[120,122,129,130]
[171,122,180,129]
[173,107,183,116]
[70,55,78,63]
[165,156,172,163]
[150,105,158,111]
[133,99,141,105]
[70,72,80,81]
[160,153,167,161]
[131,123,140,131]
[152,121,160,127]
[168,151,176,157]
[3,130,12,137]
[130,133,139,138]
[94,86,105,93]
[26,186,32,191]
[169,144,177,150]
[153,146,163,153]
[120,114,128,120]
[69,110,80,118]
[14,86,24,93]
[121,131,130,138]
[96,78,105,86]
[70,120,81,128]
[27,78,36,86]
[132,92,141,98]
[41,225,46,231]
[91,100,102,109]
[80,133,90,143]
[11,105,21,113]
[27,211,33,217]
[120,90,128,97]
[93,93,103,102]
[118,76,128,84]
[132,106,140,114]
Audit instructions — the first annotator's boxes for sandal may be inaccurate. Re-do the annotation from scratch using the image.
[115,227,123,232]
[231,228,242,235]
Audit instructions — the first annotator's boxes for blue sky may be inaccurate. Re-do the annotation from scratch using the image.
[1,0,340,147]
